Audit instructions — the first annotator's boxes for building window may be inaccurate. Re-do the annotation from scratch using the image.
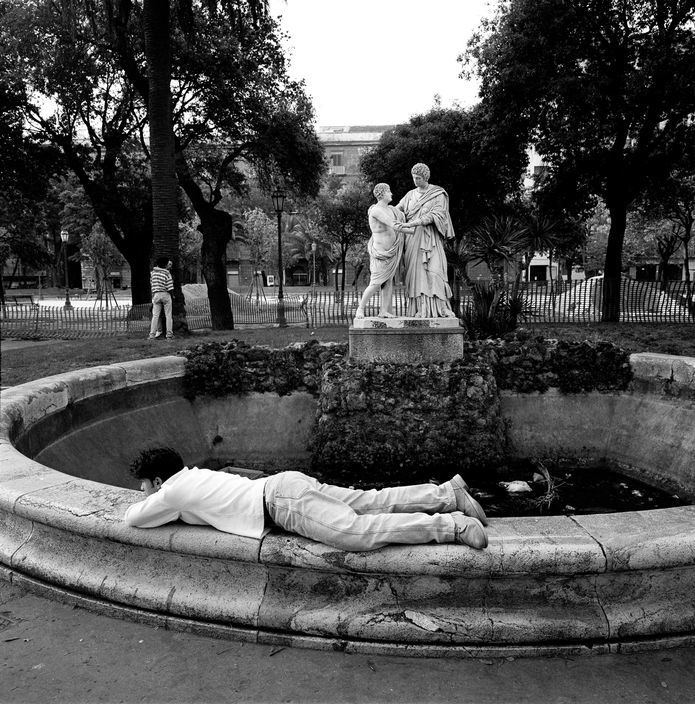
[329,152,346,175]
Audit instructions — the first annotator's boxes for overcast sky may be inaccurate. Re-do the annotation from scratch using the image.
[268,0,495,127]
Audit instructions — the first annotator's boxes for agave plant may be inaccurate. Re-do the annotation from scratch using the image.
[460,278,532,339]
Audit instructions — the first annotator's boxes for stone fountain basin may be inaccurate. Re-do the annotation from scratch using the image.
[1,352,694,658]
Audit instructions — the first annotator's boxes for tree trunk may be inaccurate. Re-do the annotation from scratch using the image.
[547,251,554,297]
[143,0,188,333]
[340,251,347,292]
[9,258,19,287]
[127,252,151,304]
[602,201,628,322]
[351,264,364,288]
[659,256,668,292]
[174,146,235,329]
[199,210,235,329]
[682,226,693,312]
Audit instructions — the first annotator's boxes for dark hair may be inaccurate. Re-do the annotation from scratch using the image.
[155,256,170,268]
[129,447,184,482]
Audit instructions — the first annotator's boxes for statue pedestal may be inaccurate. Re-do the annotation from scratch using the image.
[349,317,464,363]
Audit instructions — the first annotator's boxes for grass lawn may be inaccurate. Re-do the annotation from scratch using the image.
[1,322,693,388]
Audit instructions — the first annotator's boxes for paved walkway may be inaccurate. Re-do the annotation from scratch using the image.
[1,579,694,703]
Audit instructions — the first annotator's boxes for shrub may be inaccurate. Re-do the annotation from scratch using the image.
[180,339,347,399]
[465,330,632,394]
[460,280,532,339]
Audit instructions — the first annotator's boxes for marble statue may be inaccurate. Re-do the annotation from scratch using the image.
[394,163,457,318]
[355,183,405,319]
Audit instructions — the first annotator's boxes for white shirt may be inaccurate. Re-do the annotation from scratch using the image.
[124,467,269,539]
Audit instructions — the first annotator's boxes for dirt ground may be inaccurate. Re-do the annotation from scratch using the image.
[2,579,695,704]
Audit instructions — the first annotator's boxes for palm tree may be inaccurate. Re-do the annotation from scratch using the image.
[143,0,186,332]
[520,213,562,293]
[141,0,269,332]
[465,215,528,283]
[282,214,334,290]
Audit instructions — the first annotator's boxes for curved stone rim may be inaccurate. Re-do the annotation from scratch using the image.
[1,351,694,656]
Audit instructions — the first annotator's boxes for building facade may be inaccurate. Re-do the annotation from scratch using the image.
[318,125,395,180]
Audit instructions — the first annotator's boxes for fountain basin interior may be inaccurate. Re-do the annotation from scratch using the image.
[1,352,694,658]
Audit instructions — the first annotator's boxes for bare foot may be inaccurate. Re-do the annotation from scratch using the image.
[378,311,395,318]
[355,308,365,319]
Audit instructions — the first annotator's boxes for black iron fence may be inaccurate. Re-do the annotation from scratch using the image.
[1,279,692,339]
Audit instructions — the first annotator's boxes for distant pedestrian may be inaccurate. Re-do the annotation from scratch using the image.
[148,257,174,340]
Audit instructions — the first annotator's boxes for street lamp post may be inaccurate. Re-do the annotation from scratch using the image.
[60,230,73,310]
[271,186,287,327]
[311,242,317,295]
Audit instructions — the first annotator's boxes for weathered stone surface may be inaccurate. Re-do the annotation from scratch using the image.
[0,471,72,511]
[312,357,506,483]
[35,397,207,488]
[256,561,608,644]
[502,391,695,494]
[192,392,315,470]
[0,441,56,485]
[351,317,462,330]
[0,352,694,655]
[0,380,70,438]
[7,513,267,625]
[62,365,128,404]
[631,352,695,398]
[572,506,695,571]
[260,516,604,577]
[118,356,185,386]
[349,326,465,363]
[594,566,695,639]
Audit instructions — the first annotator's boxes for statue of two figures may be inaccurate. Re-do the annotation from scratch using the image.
[355,162,458,320]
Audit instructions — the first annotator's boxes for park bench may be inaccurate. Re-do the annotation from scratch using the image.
[2,294,37,307]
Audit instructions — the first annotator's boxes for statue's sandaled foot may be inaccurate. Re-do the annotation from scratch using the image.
[355,308,365,319]
[444,310,458,318]
[378,311,395,318]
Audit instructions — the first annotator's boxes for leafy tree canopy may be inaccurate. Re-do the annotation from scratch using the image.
[1,0,325,312]
[316,179,373,291]
[465,0,695,204]
[464,0,695,318]
[360,105,527,234]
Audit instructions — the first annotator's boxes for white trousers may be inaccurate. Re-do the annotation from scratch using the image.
[264,471,458,551]
[149,291,173,337]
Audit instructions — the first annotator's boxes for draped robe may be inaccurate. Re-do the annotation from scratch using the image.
[397,185,455,317]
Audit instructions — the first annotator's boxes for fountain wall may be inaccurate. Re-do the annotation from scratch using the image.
[1,352,694,657]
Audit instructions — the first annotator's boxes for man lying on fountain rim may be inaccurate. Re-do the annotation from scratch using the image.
[125,447,489,551]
